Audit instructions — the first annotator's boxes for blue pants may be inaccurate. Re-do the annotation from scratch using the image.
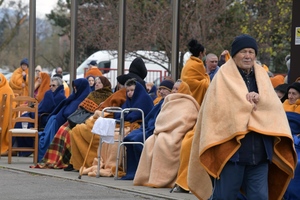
[210,161,268,200]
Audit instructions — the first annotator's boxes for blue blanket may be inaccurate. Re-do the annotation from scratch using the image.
[284,112,300,200]
[121,99,164,180]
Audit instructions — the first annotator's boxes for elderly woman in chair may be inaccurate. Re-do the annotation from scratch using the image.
[14,76,66,157]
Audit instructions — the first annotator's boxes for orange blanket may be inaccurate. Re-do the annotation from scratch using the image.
[0,73,16,154]
[133,93,199,188]
[70,88,126,170]
[9,67,29,96]
[35,72,51,102]
[188,58,297,200]
[180,56,210,106]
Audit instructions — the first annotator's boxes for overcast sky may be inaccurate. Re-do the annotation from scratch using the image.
[20,0,58,18]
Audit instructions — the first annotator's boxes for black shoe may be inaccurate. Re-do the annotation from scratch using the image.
[64,164,75,171]
[170,185,189,193]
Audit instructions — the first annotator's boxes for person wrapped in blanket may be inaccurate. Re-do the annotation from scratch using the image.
[37,78,91,162]
[14,76,66,157]
[66,74,131,172]
[188,34,296,200]
[9,58,29,96]
[33,76,113,169]
[77,78,154,177]
[282,82,300,200]
[0,73,16,156]
[120,79,174,180]
[133,79,199,188]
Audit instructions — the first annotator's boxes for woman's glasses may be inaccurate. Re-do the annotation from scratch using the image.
[49,84,57,87]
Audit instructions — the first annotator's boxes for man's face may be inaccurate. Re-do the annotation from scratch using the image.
[205,55,218,71]
[21,64,28,71]
[233,48,256,71]
[56,68,63,74]
[288,88,300,104]
[159,88,171,98]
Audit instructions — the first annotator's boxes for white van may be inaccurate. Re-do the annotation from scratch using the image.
[63,50,170,88]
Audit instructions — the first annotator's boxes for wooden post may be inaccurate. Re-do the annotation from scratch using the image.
[289,0,300,83]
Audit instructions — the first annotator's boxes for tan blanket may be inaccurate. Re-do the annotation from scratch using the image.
[188,58,297,200]
[133,93,199,188]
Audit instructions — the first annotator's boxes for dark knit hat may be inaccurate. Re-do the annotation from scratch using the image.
[231,34,258,57]
[88,60,97,66]
[288,82,300,94]
[117,74,132,85]
[274,83,288,93]
[159,79,174,92]
[20,58,29,66]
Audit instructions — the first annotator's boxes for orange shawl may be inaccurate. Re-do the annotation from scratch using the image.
[0,73,16,154]
[180,56,210,106]
[188,58,297,200]
[9,67,29,96]
[84,68,103,78]
[35,72,51,102]
[283,99,300,114]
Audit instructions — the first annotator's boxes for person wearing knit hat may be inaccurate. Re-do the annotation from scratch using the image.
[9,58,30,96]
[274,83,288,102]
[284,82,300,107]
[159,79,174,92]
[188,34,296,200]
[231,34,258,57]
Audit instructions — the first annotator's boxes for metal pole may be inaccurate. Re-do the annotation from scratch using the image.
[289,0,300,83]
[117,0,126,76]
[171,0,180,81]
[70,0,78,90]
[28,0,36,97]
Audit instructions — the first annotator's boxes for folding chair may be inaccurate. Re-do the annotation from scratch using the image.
[78,107,122,179]
[7,95,39,164]
[114,108,145,180]
[0,94,7,159]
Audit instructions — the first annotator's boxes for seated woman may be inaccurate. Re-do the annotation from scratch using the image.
[282,82,300,200]
[68,74,131,172]
[133,80,199,188]
[15,77,66,156]
[37,78,91,162]
[74,79,154,176]
[35,76,113,169]
[86,75,95,91]
[34,71,51,103]
[0,73,16,156]
[121,79,174,180]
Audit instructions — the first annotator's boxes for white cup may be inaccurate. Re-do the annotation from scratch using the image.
[22,122,28,129]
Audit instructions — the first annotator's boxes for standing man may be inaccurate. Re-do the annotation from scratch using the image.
[205,53,219,80]
[188,34,297,200]
[55,67,63,75]
[84,61,103,78]
[9,58,29,96]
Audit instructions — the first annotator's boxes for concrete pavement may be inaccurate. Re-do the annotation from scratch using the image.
[0,156,198,200]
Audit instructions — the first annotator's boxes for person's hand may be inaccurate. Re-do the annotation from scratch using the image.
[21,83,25,88]
[93,110,101,118]
[246,92,259,111]
[22,71,26,76]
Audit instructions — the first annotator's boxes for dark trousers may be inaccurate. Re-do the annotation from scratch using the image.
[210,161,268,200]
